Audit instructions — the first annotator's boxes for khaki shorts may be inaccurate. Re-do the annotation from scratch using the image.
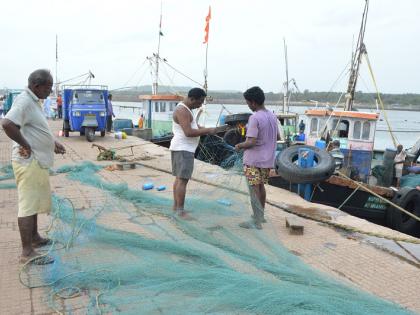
[12,159,51,217]
[244,165,270,186]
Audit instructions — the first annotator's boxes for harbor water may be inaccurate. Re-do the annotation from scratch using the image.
[113,101,420,151]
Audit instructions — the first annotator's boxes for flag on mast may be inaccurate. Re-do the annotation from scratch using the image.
[203,6,211,44]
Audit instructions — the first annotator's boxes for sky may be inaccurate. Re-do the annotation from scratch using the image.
[0,0,419,94]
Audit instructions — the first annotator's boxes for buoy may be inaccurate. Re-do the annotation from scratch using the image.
[142,183,154,190]
[156,185,166,191]
[217,199,232,206]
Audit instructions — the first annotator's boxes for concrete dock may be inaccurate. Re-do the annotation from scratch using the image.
[0,120,419,314]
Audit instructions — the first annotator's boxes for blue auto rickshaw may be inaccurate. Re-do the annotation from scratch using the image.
[3,90,22,115]
[62,85,108,142]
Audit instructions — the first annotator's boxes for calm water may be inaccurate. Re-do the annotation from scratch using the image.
[113,101,420,151]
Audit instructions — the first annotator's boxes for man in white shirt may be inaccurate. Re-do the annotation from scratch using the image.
[394,144,406,188]
[2,69,66,264]
[169,88,215,219]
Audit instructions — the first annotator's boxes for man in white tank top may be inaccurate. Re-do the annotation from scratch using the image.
[169,88,216,219]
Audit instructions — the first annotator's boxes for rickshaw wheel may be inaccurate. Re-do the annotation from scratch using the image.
[86,128,95,142]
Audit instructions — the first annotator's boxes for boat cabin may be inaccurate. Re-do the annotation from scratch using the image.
[139,94,184,137]
[304,109,379,181]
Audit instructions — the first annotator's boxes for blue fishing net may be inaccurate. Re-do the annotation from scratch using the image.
[20,161,413,314]
[401,174,420,188]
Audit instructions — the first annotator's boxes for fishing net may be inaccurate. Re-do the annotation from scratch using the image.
[401,174,420,188]
[16,159,413,314]
[0,163,16,189]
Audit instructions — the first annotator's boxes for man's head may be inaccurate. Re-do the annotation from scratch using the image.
[108,94,112,100]
[397,144,403,153]
[243,86,265,111]
[186,88,206,109]
[333,140,340,148]
[28,69,53,99]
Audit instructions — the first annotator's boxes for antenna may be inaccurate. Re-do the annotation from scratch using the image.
[283,38,289,113]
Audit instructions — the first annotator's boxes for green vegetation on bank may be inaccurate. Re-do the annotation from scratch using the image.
[107,86,420,109]
[2,86,419,109]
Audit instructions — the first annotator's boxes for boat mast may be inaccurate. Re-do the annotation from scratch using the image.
[283,38,289,113]
[152,2,163,95]
[344,0,369,111]
[55,34,59,96]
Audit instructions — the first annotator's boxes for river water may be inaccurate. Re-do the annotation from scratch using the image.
[113,101,420,151]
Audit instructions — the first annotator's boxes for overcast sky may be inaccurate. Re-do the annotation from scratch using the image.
[1,0,419,94]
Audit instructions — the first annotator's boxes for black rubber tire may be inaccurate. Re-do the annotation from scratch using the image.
[86,128,95,142]
[100,131,106,137]
[275,145,336,184]
[224,113,252,126]
[223,129,244,147]
[386,187,420,236]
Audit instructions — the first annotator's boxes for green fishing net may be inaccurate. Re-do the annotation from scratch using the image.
[17,160,412,314]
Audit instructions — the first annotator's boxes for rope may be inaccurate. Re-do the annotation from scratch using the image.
[363,53,398,147]
[338,186,360,209]
[336,170,420,224]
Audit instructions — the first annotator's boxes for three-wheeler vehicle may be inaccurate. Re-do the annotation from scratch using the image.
[62,85,108,142]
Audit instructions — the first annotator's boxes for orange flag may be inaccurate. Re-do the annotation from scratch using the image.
[203,6,211,44]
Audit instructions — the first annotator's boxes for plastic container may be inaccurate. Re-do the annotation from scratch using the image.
[156,185,166,191]
[113,119,134,132]
[115,131,123,139]
[142,183,154,190]
[315,139,326,149]
[217,199,232,206]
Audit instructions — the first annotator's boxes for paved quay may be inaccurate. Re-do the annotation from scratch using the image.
[0,119,419,314]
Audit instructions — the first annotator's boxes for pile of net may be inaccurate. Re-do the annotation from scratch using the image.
[0,164,16,189]
[19,161,412,314]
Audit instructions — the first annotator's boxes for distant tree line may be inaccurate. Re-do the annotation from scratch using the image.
[2,86,419,109]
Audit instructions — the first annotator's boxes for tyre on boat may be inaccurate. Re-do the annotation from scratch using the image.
[275,145,336,184]
[386,186,420,236]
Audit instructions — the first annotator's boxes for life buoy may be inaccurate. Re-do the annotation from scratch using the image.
[275,145,336,184]
[386,187,420,236]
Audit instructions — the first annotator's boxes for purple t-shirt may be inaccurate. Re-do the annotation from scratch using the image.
[243,109,278,168]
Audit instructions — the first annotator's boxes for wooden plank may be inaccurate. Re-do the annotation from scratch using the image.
[285,217,304,235]
[116,162,136,171]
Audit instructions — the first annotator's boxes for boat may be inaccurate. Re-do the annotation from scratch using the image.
[268,0,420,237]
[195,0,420,237]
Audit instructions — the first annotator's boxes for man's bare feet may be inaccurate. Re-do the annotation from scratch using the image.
[178,210,194,221]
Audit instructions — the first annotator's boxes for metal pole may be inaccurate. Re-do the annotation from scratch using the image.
[283,38,289,113]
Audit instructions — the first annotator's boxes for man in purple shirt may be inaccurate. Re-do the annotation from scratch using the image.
[235,86,279,229]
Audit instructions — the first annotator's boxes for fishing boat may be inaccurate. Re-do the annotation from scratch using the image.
[269,0,420,237]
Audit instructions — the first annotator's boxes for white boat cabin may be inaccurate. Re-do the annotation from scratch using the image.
[304,109,379,181]
[139,94,184,136]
